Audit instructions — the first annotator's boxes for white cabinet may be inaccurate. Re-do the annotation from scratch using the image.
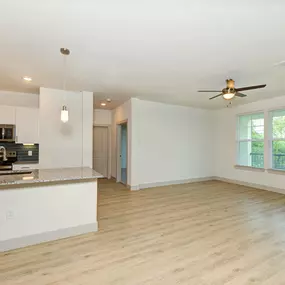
[0,106,16,124]
[13,163,40,171]
[15,107,39,143]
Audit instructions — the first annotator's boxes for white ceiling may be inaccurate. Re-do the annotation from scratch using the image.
[1,0,285,109]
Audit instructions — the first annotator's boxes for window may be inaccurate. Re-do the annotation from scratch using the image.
[237,113,264,168]
[269,110,285,170]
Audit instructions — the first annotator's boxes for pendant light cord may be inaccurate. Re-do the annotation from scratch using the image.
[63,54,67,91]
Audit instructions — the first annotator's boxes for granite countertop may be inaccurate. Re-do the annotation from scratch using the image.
[13,161,39,164]
[0,167,103,188]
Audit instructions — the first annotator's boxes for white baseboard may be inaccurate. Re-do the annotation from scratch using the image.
[213,176,285,195]
[130,176,215,191]
[130,185,140,191]
[0,222,98,252]
[130,176,285,195]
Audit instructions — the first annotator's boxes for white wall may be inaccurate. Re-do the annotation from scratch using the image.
[214,95,285,190]
[130,99,214,188]
[0,90,38,107]
[39,88,93,169]
[94,109,112,125]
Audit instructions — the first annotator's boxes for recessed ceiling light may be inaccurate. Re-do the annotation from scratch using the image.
[23,76,32,82]
[101,102,106,106]
[106,98,111,102]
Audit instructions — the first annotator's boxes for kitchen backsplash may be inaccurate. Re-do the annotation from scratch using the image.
[0,143,39,162]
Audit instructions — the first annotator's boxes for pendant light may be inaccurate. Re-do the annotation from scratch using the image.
[60,48,70,123]
[61,105,69,123]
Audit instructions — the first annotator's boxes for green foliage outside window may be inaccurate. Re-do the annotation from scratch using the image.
[251,115,285,169]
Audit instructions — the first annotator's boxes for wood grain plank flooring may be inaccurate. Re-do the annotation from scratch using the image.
[1,179,285,284]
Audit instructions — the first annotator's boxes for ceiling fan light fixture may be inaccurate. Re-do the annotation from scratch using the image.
[223,92,235,100]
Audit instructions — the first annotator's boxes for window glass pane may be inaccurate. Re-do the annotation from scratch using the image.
[271,109,285,118]
[251,113,264,120]
[238,141,264,168]
[272,141,285,170]
[238,113,264,140]
[252,118,264,139]
[272,113,285,139]
[238,115,251,140]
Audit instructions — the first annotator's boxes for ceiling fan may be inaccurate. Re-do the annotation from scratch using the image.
[198,79,266,100]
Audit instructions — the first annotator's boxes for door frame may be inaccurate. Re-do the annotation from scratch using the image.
[116,120,128,184]
[93,124,111,179]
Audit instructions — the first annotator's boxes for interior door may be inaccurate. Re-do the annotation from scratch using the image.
[93,126,108,177]
[120,123,127,184]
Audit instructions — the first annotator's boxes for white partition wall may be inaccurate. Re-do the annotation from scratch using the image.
[82,91,93,168]
[39,88,93,169]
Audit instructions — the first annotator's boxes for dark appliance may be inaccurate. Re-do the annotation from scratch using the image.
[0,125,16,142]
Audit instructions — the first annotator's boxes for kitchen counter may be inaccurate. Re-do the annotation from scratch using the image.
[0,167,102,252]
[13,161,39,164]
[0,167,103,188]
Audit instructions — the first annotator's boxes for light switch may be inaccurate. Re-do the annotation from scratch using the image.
[28,150,33,156]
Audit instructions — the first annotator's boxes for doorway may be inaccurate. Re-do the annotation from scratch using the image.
[93,126,108,177]
[117,121,128,185]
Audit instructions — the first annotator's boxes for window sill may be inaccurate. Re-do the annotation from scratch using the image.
[234,165,265,172]
[267,169,285,175]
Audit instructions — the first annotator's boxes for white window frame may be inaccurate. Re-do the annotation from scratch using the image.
[236,112,265,168]
[269,109,285,170]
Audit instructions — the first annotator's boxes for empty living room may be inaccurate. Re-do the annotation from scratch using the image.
[1,1,285,284]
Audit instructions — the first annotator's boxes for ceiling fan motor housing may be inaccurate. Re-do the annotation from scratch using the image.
[226,79,235,89]
[222,88,235,94]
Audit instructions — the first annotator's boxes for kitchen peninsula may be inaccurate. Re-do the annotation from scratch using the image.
[0,167,103,252]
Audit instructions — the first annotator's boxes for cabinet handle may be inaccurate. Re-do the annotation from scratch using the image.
[21,167,30,169]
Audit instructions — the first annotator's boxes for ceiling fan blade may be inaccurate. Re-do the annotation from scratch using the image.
[198,90,221,92]
[235,92,247,97]
[235,84,266,92]
[209,93,223,100]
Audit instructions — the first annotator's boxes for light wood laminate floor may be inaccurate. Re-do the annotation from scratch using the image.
[1,179,285,285]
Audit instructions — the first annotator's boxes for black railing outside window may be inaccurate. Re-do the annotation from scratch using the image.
[250,153,285,169]
[250,153,264,168]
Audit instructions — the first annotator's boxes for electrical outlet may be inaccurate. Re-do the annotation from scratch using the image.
[28,150,33,156]
[6,210,14,220]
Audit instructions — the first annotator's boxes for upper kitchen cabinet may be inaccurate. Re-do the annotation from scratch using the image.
[15,107,39,143]
[0,106,16,124]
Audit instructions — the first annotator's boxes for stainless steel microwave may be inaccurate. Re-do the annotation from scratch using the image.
[0,124,16,142]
